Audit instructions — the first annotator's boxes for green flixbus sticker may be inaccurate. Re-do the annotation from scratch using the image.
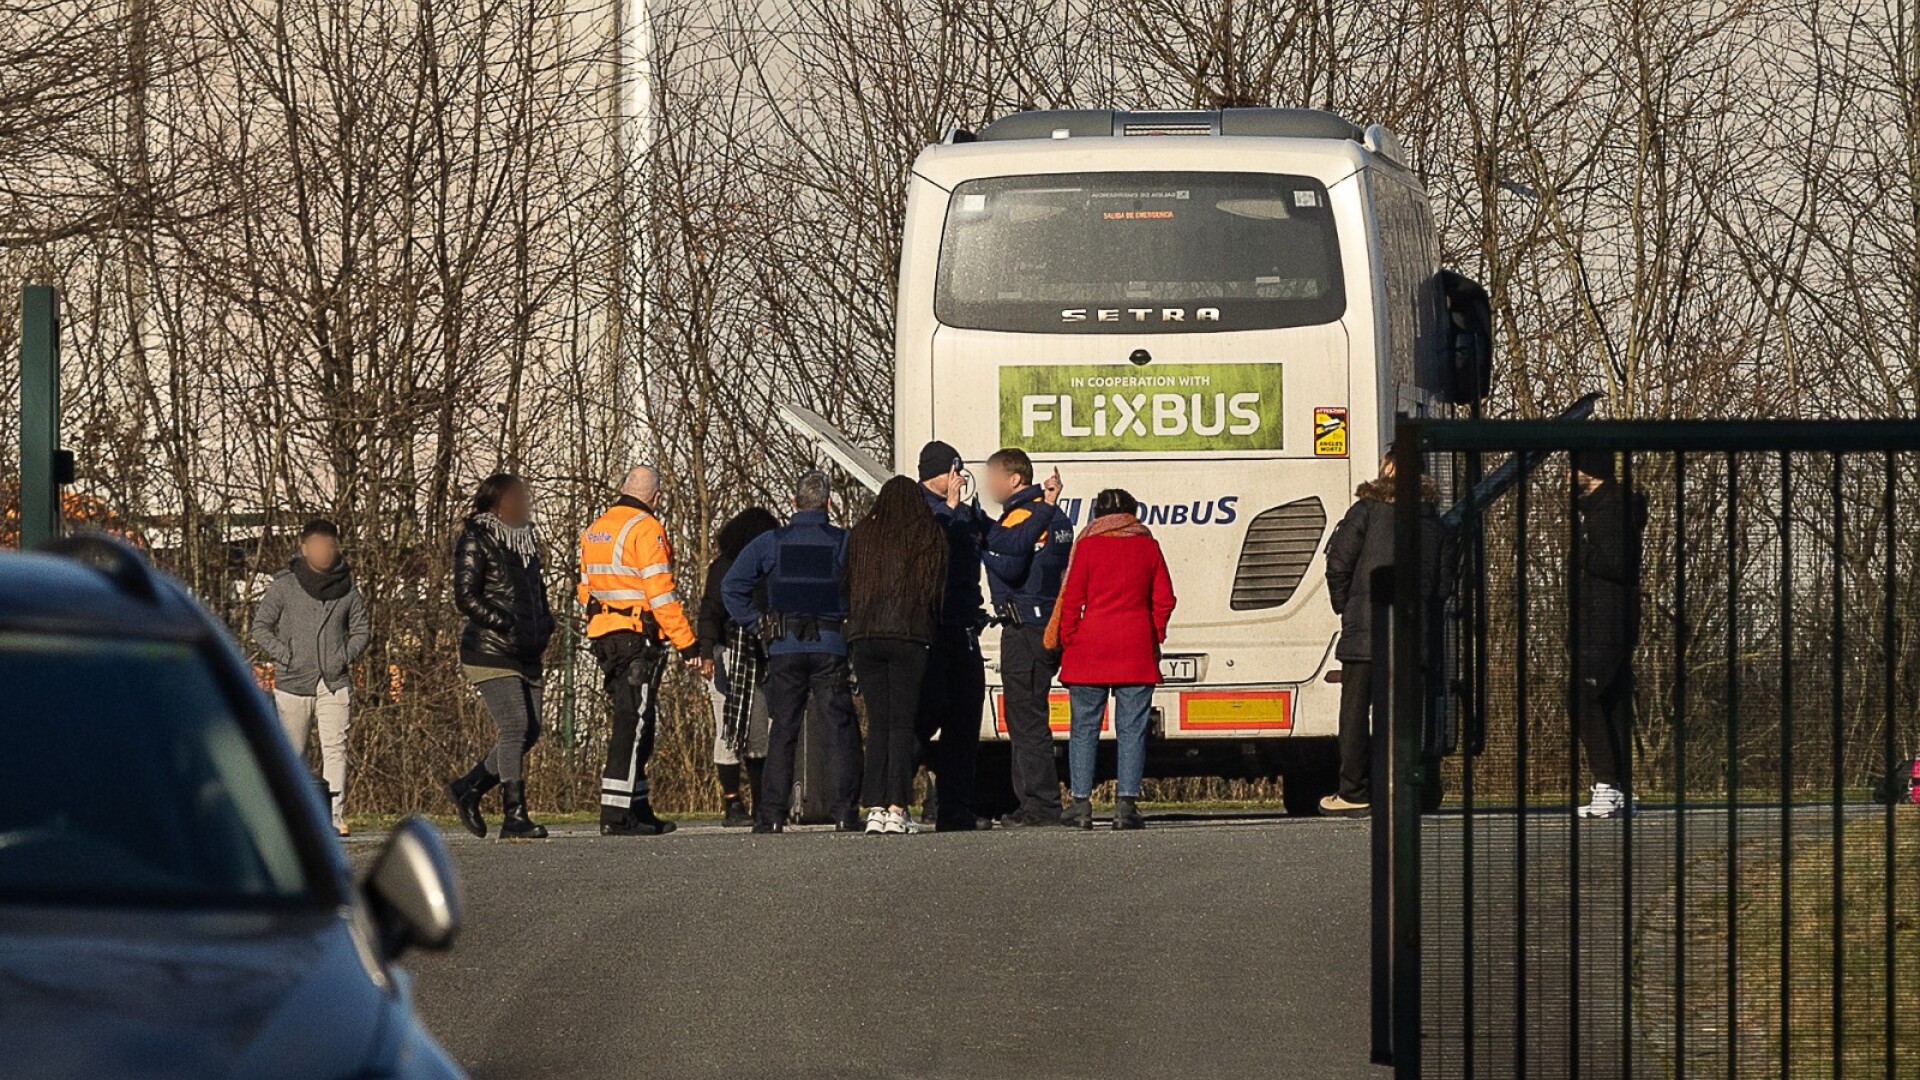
[1000,362,1284,453]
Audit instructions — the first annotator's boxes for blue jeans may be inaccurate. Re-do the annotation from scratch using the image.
[1067,684,1154,798]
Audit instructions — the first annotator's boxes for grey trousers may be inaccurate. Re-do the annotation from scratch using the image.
[474,675,544,783]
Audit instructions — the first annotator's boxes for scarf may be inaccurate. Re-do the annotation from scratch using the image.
[1041,513,1152,650]
[473,512,539,563]
[720,623,767,755]
[290,554,353,602]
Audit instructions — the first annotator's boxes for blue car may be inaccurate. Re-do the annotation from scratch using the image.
[0,536,466,1080]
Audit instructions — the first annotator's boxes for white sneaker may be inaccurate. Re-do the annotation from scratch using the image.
[864,807,888,835]
[1576,783,1636,819]
[883,808,908,835]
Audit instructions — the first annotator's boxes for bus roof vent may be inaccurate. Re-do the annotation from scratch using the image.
[1218,108,1364,142]
[977,110,1114,141]
[1120,111,1217,137]
[1230,496,1328,611]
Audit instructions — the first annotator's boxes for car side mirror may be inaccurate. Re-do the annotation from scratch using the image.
[363,816,461,959]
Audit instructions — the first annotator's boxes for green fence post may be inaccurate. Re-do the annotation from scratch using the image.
[561,615,576,812]
[19,286,66,549]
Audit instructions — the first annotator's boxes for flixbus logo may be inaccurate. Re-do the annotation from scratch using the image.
[999,363,1283,453]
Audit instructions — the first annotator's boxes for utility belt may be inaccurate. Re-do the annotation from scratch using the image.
[585,597,661,636]
[992,600,1048,630]
[757,612,843,644]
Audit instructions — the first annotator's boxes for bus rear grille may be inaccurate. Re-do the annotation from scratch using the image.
[1229,497,1327,611]
[1123,122,1212,137]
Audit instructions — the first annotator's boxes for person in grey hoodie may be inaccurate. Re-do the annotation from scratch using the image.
[251,518,372,835]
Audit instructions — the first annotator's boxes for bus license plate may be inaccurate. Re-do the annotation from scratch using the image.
[1159,655,1202,683]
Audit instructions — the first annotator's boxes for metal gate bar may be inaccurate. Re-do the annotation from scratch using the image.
[1373,419,1920,1080]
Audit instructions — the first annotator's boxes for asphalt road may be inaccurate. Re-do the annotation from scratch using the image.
[383,814,1383,1080]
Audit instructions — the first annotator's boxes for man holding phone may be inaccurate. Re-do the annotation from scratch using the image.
[981,448,1073,827]
[916,441,990,830]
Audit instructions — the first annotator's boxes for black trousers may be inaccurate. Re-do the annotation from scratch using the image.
[999,623,1062,816]
[851,638,929,809]
[1576,664,1635,788]
[1336,661,1372,802]
[762,651,860,827]
[594,631,665,823]
[918,625,985,829]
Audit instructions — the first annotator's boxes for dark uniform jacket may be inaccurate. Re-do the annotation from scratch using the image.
[923,485,987,630]
[982,484,1074,626]
[721,510,848,657]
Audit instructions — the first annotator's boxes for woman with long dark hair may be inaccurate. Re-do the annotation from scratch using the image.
[445,473,557,839]
[696,506,782,827]
[843,475,948,835]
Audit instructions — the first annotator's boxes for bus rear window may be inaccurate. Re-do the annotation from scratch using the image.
[934,172,1344,334]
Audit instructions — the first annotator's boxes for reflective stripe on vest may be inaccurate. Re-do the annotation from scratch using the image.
[580,506,670,609]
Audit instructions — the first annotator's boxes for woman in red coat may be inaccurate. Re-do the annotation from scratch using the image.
[1049,488,1176,829]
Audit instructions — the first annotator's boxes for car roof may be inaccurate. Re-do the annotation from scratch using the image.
[0,548,210,638]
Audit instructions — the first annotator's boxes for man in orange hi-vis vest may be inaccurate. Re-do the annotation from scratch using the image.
[579,465,701,835]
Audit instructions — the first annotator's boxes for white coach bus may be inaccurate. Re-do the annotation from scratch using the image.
[792,108,1491,813]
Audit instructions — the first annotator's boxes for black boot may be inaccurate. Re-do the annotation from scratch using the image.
[1112,796,1145,831]
[722,796,753,828]
[499,781,548,839]
[446,762,497,838]
[603,798,676,836]
[1061,796,1094,830]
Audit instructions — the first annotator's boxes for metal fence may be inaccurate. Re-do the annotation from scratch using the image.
[1372,420,1920,1080]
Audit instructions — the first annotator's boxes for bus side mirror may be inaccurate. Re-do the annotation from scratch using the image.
[1440,270,1493,405]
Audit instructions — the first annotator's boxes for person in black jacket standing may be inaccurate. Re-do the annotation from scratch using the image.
[1570,450,1646,819]
[445,473,557,839]
[697,506,780,827]
[916,441,991,831]
[1321,453,1445,816]
[845,476,948,834]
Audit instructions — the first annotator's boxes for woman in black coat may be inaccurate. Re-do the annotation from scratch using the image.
[445,473,557,839]
[1570,450,1646,819]
[843,476,948,834]
[695,506,780,827]
[1322,452,1445,816]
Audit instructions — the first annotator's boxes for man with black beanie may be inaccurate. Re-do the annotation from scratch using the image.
[1569,449,1646,819]
[916,440,990,830]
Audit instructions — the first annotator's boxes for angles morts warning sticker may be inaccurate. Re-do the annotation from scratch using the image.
[1314,407,1348,457]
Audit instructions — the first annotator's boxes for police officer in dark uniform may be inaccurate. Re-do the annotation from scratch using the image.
[720,470,860,832]
[981,447,1074,826]
[917,441,991,831]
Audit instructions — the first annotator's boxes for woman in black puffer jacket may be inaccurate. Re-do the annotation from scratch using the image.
[446,473,556,839]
